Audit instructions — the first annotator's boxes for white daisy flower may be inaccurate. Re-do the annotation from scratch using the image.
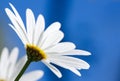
[5,3,91,78]
[0,47,44,81]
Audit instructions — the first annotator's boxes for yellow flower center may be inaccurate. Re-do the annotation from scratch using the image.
[26,44,47,62]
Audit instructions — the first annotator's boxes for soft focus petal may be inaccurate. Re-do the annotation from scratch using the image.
[8,47,19,79]
[15,56,27,74]
[0,48,9,79]
[11,56,27,80]
[20,70,44,81]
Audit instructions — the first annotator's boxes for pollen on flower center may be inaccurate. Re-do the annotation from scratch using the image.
[26,44,47,62]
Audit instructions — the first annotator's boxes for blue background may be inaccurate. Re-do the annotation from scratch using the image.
[0,0,120,81]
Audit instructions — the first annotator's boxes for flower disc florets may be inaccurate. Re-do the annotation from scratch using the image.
[26,44,47,62]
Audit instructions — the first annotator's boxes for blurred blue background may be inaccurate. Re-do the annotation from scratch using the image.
[0,0,120,81]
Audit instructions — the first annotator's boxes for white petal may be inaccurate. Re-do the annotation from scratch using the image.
[8,47,19,79]
[11,56,27,80]
[6,3,29,43]
[26,9,35,43]
[49,58,81,76]
[69,68,81,76]
[48,55,90,69]
[0,48,9,78]
[16,56,27,73]
[46,42,76,53]
[9,3,26,33]
[20,70,44,81]
[34,14,45,45]
[42,60,62,78]
[50,49,91,56]
[38,22,61,46]
[44,22,61,35]
[40,31,64,49]
[5,8,28,44]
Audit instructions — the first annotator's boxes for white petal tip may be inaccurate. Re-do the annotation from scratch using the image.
[54,69,62,78]
[26,8,32,12]
[81,50,91,55]
[74,71,81,77]
[54,22,61,29]
[5,8,9,13]
[87,52,91,55]
[9,3,14,8]
[13,47,19,50]
[84,64,90,69]
[87,64,90,69]
[9,3,12,6]
[39,14,44,17]
[79,74,82,77]
[57,74,62,78]
[78,73,82,76]
[53,21,60,24]
[79,50,91,56]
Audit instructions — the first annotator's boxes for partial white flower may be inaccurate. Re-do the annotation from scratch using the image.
[5,3,91,78]
[0,47,44,81]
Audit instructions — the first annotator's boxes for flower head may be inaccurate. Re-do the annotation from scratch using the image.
[0,47,44,81]
[5,3,91,78]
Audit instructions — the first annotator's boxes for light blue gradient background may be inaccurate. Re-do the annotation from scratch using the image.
[0,0,120,81]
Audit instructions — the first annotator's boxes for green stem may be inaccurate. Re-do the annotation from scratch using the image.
[14,59,31,81]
